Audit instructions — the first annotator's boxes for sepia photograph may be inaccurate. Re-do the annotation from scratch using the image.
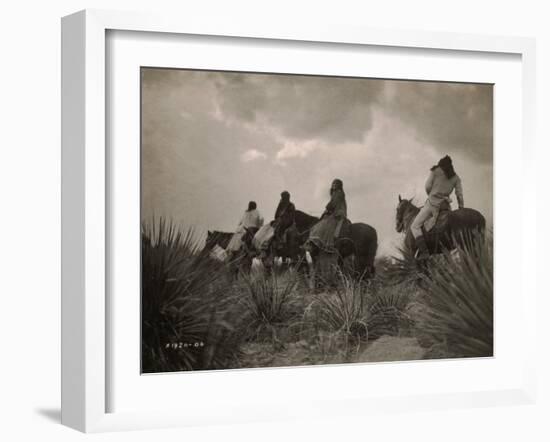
[140,67,493,374]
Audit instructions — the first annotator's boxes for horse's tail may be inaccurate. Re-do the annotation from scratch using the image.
[449,208,487,248]
[355,225,378,279]
[367,232,378,277]
[475,212,487,244]
[479,213,487,232]
[465,209,486,239]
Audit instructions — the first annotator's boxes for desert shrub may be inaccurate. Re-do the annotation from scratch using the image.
[367,283,414,340]
[239,272,300,342]
[379,246,427,287]
[311,271,369,342]
[416,232,493,358]
[141,218,244,373]
[310,271,414,344]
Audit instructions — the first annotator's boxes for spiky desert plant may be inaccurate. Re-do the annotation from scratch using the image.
[417,232,493,358]
[239,272,299,342]
[380,245,427,287]
[367,284,413,340]
[313,270,369,342]
[141,218,243,373]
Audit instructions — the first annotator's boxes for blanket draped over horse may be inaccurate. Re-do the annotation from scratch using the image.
[308,216,346,252]
[253,224,275,252]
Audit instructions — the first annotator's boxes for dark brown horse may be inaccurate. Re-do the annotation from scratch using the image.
[306,221,378,280]
[295,211,378,280]
[274,210,319,261]
[395,195,485,255]
[249,210,318,274]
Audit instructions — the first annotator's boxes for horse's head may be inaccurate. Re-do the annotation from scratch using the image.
[395,194,413,233]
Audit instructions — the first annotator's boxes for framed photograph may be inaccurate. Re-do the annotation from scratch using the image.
[61,9,537,432]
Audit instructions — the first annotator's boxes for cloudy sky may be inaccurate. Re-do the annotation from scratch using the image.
[141,68,493,256]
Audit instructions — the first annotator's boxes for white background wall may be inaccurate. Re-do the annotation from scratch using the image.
[0,1,548,440]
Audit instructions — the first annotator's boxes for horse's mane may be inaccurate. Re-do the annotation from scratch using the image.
[402,199,419,211]
[210,229,232,235]
[399,199,420,219]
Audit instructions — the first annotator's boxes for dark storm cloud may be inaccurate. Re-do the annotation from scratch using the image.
[141,68,283,231]
[215,73,385,144]
[387,81,493,163]
[213,73,493,164]
[141,68,493,255]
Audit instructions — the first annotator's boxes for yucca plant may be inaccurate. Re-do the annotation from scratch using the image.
[417,232,493,358]
[141,218,243,373]
[367,284,413,340]
[312,270,369,342]
[239,272,299,342]
[380,245,427,287]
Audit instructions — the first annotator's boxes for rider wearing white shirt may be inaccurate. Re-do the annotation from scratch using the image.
[411,155,464,258]
[226,201,264,253]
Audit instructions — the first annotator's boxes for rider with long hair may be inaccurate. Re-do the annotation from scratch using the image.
[411,155,464,258]
[307,178,348,251]
[226,201,264,255]
[272,191,296,239]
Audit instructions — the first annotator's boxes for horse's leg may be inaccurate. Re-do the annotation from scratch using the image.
[231,259,240,280]
[298,253,310,281]
[307,250,317,291]
[292,251,310,287]
[242,255,252,275]
[354,257,369,280]
[318,252,337,288]
[337,255,345,275]
[433,231,439,254]
[261,252,274,276]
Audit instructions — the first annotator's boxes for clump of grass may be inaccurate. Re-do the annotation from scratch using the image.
[141,218,244,373]
[239,272,299,343]
[311,271,369,342]
[367,284,414,340]
[379,246,427,287]
[416,232,493,358]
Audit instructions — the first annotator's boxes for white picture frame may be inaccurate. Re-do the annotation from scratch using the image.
[61,9,537,433]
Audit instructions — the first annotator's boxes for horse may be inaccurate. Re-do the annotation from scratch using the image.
[204,230,233,252]
[270,209,377,283]
[273,210,319,264]
[305,219,378,282]
[249,210,319,274]
[204,229,256,276]
[395,194,485,255]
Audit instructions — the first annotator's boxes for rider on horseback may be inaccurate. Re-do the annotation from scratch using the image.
[271,190,296,246]
[307,178,348,252]
[325,178,347,235]
[226,201,264,258]
[411,155,464,258]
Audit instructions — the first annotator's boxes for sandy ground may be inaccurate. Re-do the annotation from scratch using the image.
[240,335,425,369]
[356,336,425,363]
